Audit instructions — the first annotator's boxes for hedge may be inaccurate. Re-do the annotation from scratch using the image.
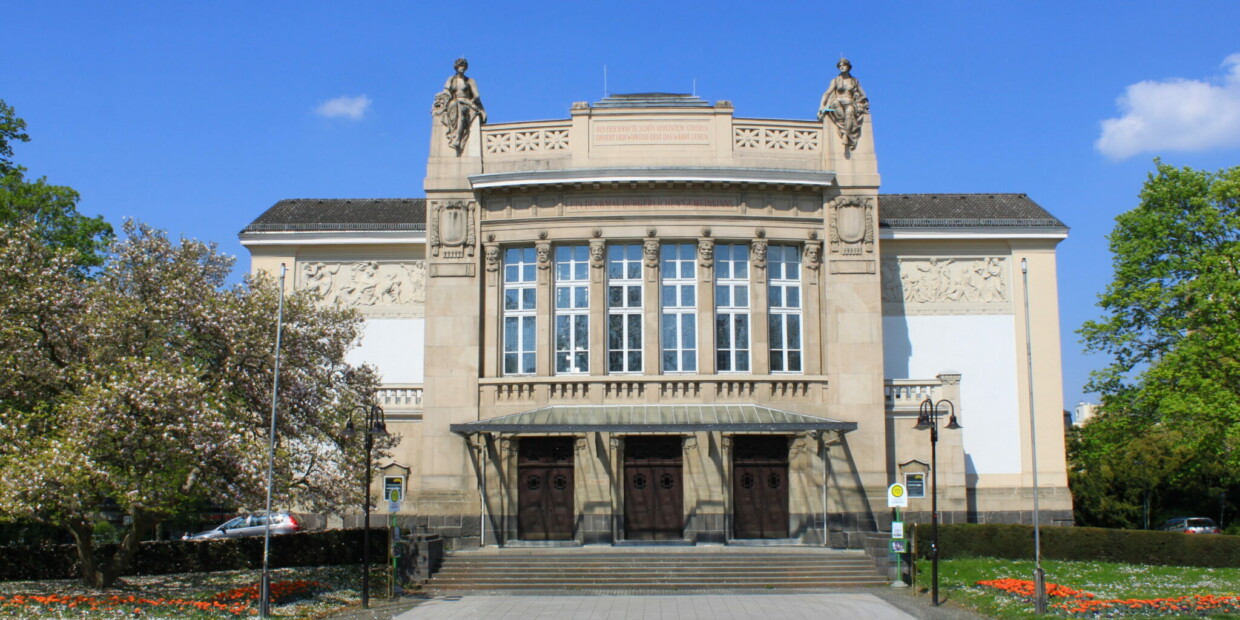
[913,524,1240,568]
[0,528,388,582]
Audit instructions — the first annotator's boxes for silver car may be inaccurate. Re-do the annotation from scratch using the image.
[182,512,301,540]
[1160,517,1220,534]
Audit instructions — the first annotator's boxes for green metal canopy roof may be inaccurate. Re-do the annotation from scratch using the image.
[449,404,857,435]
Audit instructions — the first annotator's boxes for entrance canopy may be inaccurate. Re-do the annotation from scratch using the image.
[450,404,858,436]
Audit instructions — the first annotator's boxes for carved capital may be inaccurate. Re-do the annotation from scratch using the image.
[937,372,962,386]
[752,238,769,270]
[535,241,551,270]
[697,238,715,269]
[643,238,660,269]
[589,239,606,269]
[804,240,823,271]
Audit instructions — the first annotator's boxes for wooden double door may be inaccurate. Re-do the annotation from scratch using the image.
[732,435,790,539]
[624,436,684,541]
[517,437,575,541]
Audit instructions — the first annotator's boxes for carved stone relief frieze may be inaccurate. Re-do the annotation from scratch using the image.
[828,196,875,256]
[881,256,1011,315]
[298,260,426,318]
[430,200,476,259]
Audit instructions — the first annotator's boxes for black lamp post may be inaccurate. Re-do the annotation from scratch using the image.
[344,403,387,609]
[915,397,961,606]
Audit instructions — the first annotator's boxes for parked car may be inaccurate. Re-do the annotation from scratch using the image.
[182,512,301,540]
[1159,517,1221,534]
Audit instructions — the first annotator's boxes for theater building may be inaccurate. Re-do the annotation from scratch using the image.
[241,60,1073,548]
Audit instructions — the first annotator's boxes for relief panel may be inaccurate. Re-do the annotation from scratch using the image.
[298,260,427,318]
[881,257,1011,315]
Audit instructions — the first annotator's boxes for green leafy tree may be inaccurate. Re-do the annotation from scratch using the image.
[0,99,112,267]
[1075,162,1240,524]
[0,221,389,588]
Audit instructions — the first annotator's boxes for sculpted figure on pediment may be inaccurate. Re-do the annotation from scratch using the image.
[432,58,486,155]
[818,58,870,153]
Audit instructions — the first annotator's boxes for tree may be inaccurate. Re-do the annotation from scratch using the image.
[0,221,389,588]
[1075,162,1240,524]
[0,99,112,268]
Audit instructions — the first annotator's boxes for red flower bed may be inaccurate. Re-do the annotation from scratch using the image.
[212,579,325,605]
[0,592,251,616]
[977,578,1240,616]
[0,580,326,617]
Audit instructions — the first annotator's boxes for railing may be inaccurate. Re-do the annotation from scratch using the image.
[376,384,424,412]
[480,375,828,405]
[482,120,572,155]
[884,379,944,411]
[733,120,821,153]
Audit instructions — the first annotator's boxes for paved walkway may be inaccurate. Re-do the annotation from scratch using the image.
[379,591,987,620]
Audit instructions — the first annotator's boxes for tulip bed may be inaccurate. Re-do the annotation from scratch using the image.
[0,566,389,618]
[918,558,1240,619]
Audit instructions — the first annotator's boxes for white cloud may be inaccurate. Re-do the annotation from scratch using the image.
[314,95,372,120]
[1096,54,1240,159]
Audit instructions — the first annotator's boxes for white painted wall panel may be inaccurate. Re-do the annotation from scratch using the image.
[883,314,1021,474]
[346,318,425,384]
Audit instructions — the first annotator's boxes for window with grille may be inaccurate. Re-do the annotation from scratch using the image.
[715,243,750,372]
[555,245,590,374]
[768,245,803,373]
[503,247,537,375]
[660,242,697,372]
[607,244,643,373]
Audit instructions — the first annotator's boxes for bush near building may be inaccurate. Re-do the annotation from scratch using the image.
[0,528,388,581]
[914,523,1240,568]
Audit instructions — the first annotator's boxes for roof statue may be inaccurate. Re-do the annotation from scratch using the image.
[432,58,486,155]
[817,58,869,153]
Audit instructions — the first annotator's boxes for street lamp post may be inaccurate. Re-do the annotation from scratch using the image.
[344,403,387,609]
[915,397,961,607]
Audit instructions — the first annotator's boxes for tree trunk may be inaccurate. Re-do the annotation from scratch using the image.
[66,509,153,589]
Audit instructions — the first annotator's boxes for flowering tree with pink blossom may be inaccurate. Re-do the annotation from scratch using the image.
[0,220,388,588]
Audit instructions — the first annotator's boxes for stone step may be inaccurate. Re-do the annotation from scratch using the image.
[427,550,888,591]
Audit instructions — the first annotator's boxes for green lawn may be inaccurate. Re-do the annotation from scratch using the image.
[918,557,1240,618]
[0,565,402,619]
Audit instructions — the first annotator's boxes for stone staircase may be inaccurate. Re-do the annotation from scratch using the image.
[426,547,890,592]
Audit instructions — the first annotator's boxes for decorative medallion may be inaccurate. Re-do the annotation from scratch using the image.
[829,196,875,256]
[430,200,476,259]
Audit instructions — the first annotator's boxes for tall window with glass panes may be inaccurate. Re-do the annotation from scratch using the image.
[660,243,697,373]
[502,247,537,375]
[768,245,803,373]
[555,245,590,374]
[715,243,750,372]
[607,244,643,373]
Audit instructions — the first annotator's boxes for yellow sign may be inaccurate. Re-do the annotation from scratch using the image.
[887,483,908,508]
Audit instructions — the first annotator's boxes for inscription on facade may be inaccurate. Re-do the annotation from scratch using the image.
[298,260,426,318]
[592,120,711,145]
[881,257,1011,315]
[565,197,735,210]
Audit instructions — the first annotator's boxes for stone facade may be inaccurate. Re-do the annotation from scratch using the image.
[240,63,1073,549]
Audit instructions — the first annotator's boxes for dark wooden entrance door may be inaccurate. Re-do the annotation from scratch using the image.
[732,435,790,539]
[624,436,684,541]
[517,437,575,541]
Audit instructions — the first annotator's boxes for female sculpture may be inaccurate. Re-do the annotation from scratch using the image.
[433,58,486,154]
[818,58,869,153]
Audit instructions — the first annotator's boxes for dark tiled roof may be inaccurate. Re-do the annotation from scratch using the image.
[878,194,1066,229]
[241,199,426,233]
[241,194,1065,234]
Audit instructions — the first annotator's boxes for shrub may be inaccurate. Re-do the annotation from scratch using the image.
[0,528,388,581]
[913,524,1240,568]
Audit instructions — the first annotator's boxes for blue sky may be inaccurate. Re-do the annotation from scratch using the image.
[6,1,1240,410]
